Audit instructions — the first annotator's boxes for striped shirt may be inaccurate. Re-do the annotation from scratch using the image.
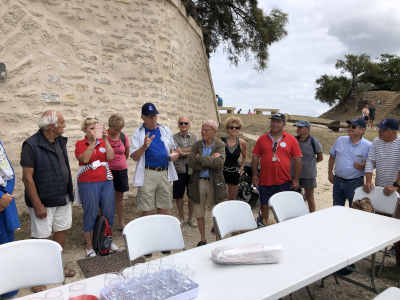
[365,137,400,186]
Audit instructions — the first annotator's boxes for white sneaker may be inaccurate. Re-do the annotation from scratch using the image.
[110,243,119,251]
[86,249,96,258]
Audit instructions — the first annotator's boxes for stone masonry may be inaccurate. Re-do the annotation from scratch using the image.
[0,0,220,212]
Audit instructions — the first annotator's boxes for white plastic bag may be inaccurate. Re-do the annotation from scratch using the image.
[212,243,283,265]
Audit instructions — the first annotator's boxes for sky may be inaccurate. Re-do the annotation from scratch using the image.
[209,0,400,117]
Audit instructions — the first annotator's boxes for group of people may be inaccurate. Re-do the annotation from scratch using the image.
[362,97,384,129]
[2,100,400,297]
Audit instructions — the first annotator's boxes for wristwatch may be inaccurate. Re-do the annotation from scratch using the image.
[183,152,186,157]
[393,182,400,188]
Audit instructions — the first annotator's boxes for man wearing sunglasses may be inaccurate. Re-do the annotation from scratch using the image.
[328,118,371,207]
[172,117,199,228]
[363,118,400,255]
[252,113,302,225]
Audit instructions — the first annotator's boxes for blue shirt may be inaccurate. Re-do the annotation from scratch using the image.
[217,97,223,107]
[329,136,372,179]
[144,127,168,168]
[199,139,215,178]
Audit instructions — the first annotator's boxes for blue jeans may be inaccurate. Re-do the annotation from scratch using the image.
[79,180,115,232]
[333,176,364,207]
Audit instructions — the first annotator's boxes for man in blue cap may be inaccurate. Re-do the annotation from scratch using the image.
[291,120,323,212]
[328,118,371,207]
[130,103,179,256]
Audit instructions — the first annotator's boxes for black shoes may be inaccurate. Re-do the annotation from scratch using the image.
[256,216,266,228]
[387,246,396,256]
[161,251,171,255]
[197,241,207,247]
[210,227,215,235]
[144,253,152,258]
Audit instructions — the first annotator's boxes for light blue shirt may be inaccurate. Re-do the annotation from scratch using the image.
[329,136,372,179]
[130,123,178,186]
[199,139,215,178]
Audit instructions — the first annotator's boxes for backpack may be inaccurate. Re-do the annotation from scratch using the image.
[296,135,317,154]
[92,215,112,256]
[120,131,125,146]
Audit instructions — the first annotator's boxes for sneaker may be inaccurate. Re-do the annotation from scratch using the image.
[197,241,207,247]
[110,243,118,252]
[188,219,198,228]
[144,253,153,258]
[86,249,96,258]
[161,250,171,255]
[210,227,215,235]
[387,246,396,256]
[256,216,266,228]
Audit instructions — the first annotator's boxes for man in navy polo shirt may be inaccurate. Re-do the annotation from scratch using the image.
[328,118,371,207]
[130,103,179,255]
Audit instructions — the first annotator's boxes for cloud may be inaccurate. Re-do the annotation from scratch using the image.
[209,0,400,118]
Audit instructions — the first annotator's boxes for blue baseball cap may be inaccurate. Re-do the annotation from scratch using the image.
[293,120,311,129]
[374,118,399,130]
[346,118,366,129]
[141,102,159,117]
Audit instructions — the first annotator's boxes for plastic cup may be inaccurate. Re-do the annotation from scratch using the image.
[45,290,63,300]
[149,259,162,270]
[120,267,134,279]
[179,269,195,291]
[161,256,174,266]
[104,272,120,287]
[133,262,148,274]
[69,283,87,300]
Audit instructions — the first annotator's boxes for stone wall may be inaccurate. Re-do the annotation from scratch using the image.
[0,0,219,212]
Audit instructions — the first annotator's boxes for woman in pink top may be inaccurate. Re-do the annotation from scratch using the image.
[362,105,370,123]
[107,114,130,230]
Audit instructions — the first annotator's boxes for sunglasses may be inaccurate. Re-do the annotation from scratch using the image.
[86,117,99,121]
[230,126,240,130]
[348,125,358,129]
[273,141,278,153]
[179,122,189,125]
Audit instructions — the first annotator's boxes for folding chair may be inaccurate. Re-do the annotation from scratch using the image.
[211,200,257,240]
[354,186,400,277]
[269,191,314,299]
[373,287,400,299]
[123,215,185,265]
[0,240,65,294]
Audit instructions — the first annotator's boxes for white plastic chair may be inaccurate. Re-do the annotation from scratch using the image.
[269,191,313,299]
[123,215,185,265]
[373,287,400,299]
[354,186,400,277]
[269,191,309,223]
[0,239,64,294]
[211,200,257,239]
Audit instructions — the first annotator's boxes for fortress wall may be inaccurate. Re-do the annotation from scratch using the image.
[0,0,219,211]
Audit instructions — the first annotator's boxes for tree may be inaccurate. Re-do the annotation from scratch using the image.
[335,54,372,92]
[315,75,352,107]
[187,0,289,72]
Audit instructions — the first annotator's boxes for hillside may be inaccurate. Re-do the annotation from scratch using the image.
[319,91,400,122]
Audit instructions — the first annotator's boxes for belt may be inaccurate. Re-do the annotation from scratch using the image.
[145,166,168,172]
[199,177,210,180]
[335,175,363,182]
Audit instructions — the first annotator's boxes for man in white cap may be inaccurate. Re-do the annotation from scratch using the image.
[188,119,227,247]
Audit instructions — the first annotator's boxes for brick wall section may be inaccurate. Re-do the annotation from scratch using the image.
[0,0,220,212]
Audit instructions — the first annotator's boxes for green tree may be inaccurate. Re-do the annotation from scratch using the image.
[361,54,400,91]
[315,75,352,107]
[189,0,289,71]
[335,54,372,92]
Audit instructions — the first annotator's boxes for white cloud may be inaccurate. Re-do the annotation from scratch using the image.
[209,0,400,117]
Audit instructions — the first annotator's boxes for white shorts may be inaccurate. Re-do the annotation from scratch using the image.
[28,194,72,238]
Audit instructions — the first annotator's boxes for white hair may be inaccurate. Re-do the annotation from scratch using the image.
[38,110,59,130]
[178,116,190,124]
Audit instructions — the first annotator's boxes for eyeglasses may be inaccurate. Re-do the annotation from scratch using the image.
[179,122,189,126]
[229,126,240,130]
[348,125,358,129]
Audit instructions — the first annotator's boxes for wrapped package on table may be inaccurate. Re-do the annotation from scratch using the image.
[212,243,283,265]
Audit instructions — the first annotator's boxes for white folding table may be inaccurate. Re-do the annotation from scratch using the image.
[18,206,400,300]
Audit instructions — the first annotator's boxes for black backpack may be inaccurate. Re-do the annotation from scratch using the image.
[296,135,317,154]
[92,215,112,256]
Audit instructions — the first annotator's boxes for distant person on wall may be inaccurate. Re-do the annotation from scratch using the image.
[253,109,256,114]
[377,97,383,108]
[216,95,223,107]
[237,109,242,114]
[368,104,376,128]
[107,114,130,231]
[173,116,199,228]
[0,141,20,300]
[291,120,323,212]
[362,105,370,123]
[221,117,247,201]
[251,113,302,226]
[328,118,371,207]
[248,110,252,114]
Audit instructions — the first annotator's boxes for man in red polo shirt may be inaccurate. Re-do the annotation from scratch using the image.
[252,113,302,224]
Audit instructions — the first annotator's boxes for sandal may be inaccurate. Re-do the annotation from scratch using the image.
[64,266,76,277]
[32,285,46,293]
